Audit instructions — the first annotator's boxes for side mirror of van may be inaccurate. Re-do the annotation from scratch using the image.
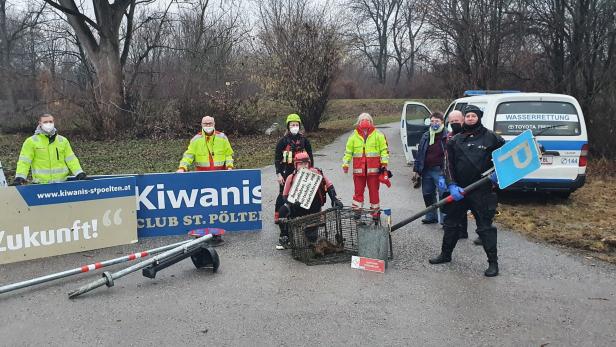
[423,118,430,126]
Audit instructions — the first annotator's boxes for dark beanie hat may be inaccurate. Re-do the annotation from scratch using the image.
[464,105,483,118]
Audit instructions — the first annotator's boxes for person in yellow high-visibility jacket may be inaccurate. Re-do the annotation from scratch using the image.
[342,113,389,221]
[13,114,86,185]
[176,116,234,172]
[176,115,234,245]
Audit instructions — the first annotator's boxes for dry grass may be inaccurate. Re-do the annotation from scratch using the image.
[496,159,616,263]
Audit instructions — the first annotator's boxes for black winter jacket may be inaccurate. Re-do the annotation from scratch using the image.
[274,134,313,177]
[444,125,505,188]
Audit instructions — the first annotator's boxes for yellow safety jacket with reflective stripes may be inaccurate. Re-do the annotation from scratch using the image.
[16,134,83,184]
[342,128,389,176]
[179,131,234,171]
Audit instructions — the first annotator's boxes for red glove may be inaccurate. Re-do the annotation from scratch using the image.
[378,172,391,188]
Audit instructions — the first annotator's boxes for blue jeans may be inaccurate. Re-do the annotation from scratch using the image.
[421,166,445,222]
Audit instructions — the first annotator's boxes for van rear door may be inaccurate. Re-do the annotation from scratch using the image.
[400,102,432,164]
[493,100,587,184]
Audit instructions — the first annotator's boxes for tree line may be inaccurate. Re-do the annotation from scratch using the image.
[0,0,615,156]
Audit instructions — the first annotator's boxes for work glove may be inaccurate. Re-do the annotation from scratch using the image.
[447,184,465,201]
[332,198,343,209]
[176,168,185,173]
[342,165,349,174]
[277,173,285,186]
[10,177,26,186]
[438,176,447,191]
[75,172,88,180]
[489,172,498,185]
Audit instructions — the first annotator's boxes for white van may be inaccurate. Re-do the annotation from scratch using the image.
[443,93,588,196]
[399,101,433,165]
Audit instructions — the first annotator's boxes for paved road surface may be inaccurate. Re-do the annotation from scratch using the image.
[1,124,615,346]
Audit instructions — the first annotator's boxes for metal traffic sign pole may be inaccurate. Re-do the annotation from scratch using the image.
[68,232,219,299]
[0,240,191,295]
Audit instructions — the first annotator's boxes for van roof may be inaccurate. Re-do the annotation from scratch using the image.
[454,92,578,104]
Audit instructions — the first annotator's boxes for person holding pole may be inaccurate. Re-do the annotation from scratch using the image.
[429,105,504,277]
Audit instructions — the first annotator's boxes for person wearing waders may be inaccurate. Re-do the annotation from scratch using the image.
[429,105,504,277]
[439,110,479,240]
[273,113,313,224]
[275,152,343,250]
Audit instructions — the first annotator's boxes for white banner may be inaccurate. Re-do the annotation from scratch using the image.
[0,161,7,187]
[495,113,579,122]
[287,168,323,209]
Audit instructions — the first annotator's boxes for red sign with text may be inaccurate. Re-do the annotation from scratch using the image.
[351,256,385,273]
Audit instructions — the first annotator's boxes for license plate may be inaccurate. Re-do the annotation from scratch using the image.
[541,155,553,165]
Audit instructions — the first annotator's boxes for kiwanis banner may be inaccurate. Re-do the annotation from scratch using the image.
[0,177,138,265]
[135,170,262,237]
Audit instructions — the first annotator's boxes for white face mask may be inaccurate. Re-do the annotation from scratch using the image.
[289,126,300,135]
[41,123,55,133]
[203,126,215,134]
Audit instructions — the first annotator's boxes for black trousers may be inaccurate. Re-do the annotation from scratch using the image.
[441,188,498,262]
[278,198,322,242]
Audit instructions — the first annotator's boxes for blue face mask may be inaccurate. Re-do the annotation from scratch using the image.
[431,123,441,131]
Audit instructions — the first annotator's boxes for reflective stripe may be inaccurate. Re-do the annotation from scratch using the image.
[57,136,65,143]
[226,159,234,165]
[179,161,191,168]
[353,169,363,174]
[213,161,226,166]
[32,168,69,175]
[65,155,76,162]
[73,169,84,176]
[352,153,363,158]
[15,173,27,179]
[194,161,211,167]
[183,153,195,159]
[367,168,380,173]
[215,133,227,139]
[344,151,353,155]
[30,135,40,142]
[352,200,363,207]
[191,134,203,142]
[381,155,389,161]
[365,152,380,157]
[19,156,32,163]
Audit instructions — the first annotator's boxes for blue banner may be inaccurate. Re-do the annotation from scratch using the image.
[492,130,541,189]
[16,177,136,206]
[135,170,262,237]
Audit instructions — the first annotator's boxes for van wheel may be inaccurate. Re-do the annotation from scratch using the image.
[554,191,571,199]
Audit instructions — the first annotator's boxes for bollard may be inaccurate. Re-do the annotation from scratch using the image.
[0,240,191,295]
[68,231,222,299]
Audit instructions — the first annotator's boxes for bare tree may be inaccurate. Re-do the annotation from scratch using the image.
[257,0,344,131]
[0,0,45,116]
[42,0,157,130]
[347,0,402,84]
[390,0,429,86]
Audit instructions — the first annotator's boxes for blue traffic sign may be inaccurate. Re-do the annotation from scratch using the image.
[492,130,541,189]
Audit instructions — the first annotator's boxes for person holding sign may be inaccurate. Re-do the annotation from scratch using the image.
[342,113,390,223]
[13,113,87,185]
[276,152,343,250]
[273,113,314,224]
[176,115,234,245]
[430,105,505,277]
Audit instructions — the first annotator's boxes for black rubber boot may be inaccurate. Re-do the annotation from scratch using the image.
[429,253,451,264]
[484,262,499,277]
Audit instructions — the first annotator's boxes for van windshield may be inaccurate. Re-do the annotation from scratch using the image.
[494,101,581,136]
[405,104,431,125]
